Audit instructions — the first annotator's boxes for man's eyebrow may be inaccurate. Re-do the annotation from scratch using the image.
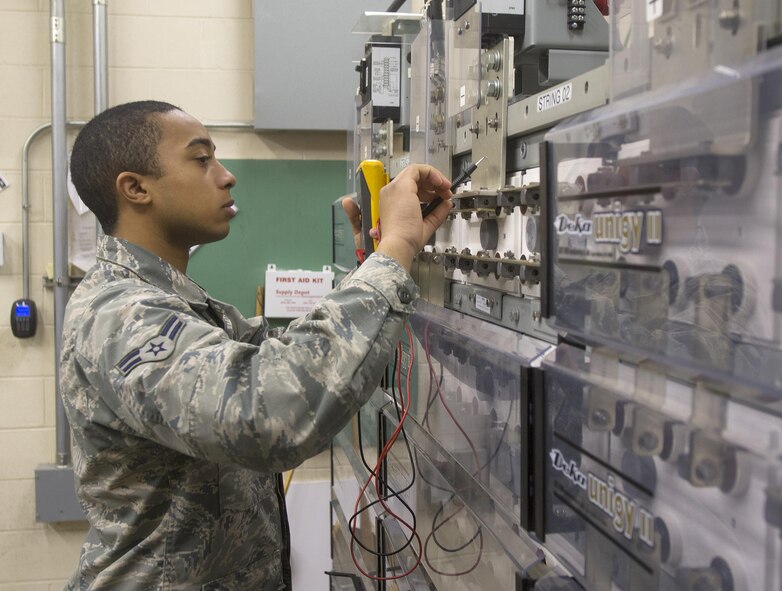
[186,137,215,151]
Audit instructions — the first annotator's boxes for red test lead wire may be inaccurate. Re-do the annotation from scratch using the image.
[350,325,422,581]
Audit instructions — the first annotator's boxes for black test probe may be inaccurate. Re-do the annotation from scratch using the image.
[420,156,486,218]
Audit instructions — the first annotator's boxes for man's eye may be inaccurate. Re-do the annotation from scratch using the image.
[196,155,210,164]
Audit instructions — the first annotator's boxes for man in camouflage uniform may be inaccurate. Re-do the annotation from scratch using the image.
[60,101,453,590]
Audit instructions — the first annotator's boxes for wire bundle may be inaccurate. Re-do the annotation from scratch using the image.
[349,324,422,581]
[348,320,518,582]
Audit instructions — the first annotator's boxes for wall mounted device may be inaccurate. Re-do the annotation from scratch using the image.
[11,298,37,338]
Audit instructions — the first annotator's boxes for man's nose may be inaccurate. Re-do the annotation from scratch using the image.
[218,161,237,189]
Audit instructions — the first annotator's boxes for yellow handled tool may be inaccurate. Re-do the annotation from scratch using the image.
[356,159,388,260]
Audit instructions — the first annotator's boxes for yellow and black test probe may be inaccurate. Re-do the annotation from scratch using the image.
[355,157,485,263]
[356,159,388,264]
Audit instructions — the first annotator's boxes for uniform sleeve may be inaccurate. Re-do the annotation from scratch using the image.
[73,253,418,473]
[234,314,267,345]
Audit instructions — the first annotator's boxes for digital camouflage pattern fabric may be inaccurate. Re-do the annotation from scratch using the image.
[61,235,418,590]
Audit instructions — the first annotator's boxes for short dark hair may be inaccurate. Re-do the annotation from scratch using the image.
[70,100,182,234]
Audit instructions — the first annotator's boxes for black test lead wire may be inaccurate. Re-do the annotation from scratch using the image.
[351,347,418,558]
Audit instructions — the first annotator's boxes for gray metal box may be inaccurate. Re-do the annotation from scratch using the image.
[35,464,86,523]
[522,0,608,52]
[253,0,390,131]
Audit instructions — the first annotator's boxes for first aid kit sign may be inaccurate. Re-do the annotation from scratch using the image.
[264,264,334,318]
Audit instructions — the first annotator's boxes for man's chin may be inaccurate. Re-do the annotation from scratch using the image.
[189,227,230,251]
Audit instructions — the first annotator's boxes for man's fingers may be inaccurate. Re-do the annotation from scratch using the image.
[423,197,453,229]
[341,197,362,234]
[399,163,451,193]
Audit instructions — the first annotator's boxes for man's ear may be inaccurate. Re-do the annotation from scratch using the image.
[116,172,151,206]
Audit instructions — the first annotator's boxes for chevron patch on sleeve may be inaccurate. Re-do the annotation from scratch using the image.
[116,315,185,376]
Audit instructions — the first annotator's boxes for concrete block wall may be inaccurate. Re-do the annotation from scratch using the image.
[0,0,347,587]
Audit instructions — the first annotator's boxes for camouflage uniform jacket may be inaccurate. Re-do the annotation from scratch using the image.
[61,235,418,590]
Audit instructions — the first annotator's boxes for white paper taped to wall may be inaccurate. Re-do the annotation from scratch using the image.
[67,161,97,272]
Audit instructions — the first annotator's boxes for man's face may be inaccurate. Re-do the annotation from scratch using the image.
[146,110,237,248]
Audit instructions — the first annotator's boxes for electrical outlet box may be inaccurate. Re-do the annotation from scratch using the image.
[35,464,86,522]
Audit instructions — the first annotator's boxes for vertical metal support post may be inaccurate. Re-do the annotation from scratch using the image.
[51,0,70,467]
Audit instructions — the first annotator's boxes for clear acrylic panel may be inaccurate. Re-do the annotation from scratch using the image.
[446,4,482,117]
[547,47,782,395]
[542,343,782,591]
[609,0,650,99]
[383,418,524,589]
[407,301,553,518]
[380,405,563,589]
[408,16,452,174]
[346,95,360,197]
[425,18,452,174]
[408,24,429,168]
[609,0,780,99]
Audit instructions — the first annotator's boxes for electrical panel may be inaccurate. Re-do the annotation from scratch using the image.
[331,2,782,589]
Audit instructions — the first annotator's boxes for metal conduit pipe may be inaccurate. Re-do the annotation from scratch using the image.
[93,0,108,115]
[203,123,255,130]
[51,0,70,466]
[93,0,108,244]
[21,122,87,300]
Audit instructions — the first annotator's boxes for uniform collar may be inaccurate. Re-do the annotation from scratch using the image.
[97,235,209,305]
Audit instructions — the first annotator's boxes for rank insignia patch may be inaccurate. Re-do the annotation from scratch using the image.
[116,315,185,376]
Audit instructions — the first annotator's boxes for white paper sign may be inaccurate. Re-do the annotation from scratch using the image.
[67,163,97,272]
[68,201,97,272]
[371,46,401,107]
[265,264,334,318]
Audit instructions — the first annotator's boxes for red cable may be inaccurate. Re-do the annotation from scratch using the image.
[424,323,481,471]
[594,0,609,16]
[420,322,484,576]
[421,326,441,431]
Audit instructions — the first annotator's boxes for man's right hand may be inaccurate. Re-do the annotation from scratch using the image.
[340,196,363,251]
[375,164,452,271]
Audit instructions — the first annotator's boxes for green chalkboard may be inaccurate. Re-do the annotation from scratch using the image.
[188,159,349,318]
